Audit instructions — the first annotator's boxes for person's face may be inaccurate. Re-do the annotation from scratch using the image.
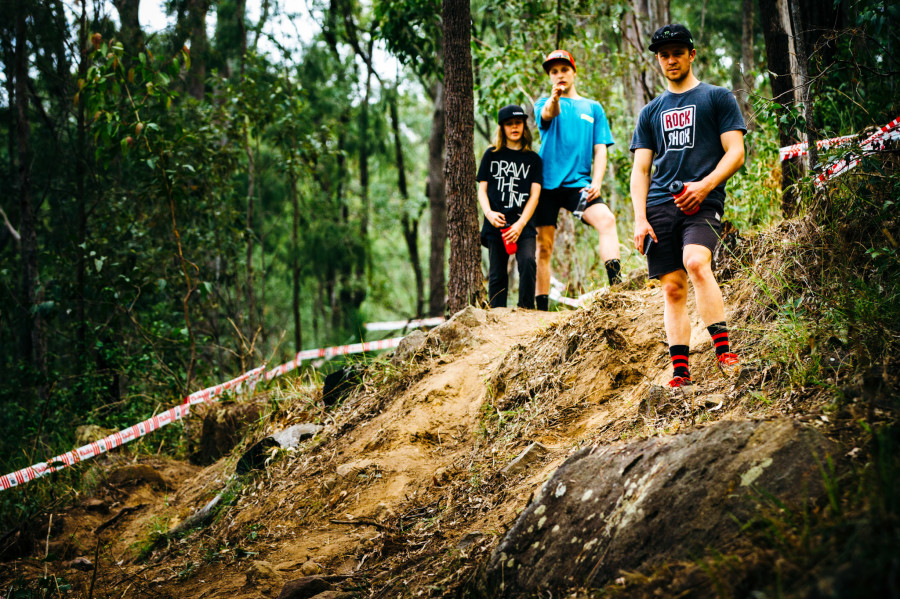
[656,44,695,82]
[503,117,525,142]
[547,61,576,91]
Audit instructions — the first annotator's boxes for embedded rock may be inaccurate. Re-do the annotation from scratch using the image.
[107,464,168,489]
[392,329,427,364]
[192,402,263,465]
[483,419,839,596]
[271,423,323,450]
[449,306,487,328]
[74,424,114,446]
[502,442,550,476]
[277,576,333,599]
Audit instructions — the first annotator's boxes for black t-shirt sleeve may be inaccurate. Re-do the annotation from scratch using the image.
[629,106,656,153]
[532,153,543,187]
[476,148,495,182]
[715,89,747,135]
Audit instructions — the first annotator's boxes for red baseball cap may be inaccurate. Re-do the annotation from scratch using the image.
[542,49,576,73]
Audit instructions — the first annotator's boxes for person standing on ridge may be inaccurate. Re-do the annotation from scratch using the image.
[629,24,746,391]
[533,49,621,311]
[476,104,543,309]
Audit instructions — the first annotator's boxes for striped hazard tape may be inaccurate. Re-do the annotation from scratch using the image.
[1,335,405,492]
[779,116,900,187]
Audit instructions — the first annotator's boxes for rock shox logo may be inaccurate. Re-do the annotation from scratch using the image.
[661,105,695,152]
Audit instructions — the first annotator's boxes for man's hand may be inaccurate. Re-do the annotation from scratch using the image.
[502,222,523,243]
[486,210,507,229]
[634,217,657,255]
[551,82,564,101]
[674,180,713,214]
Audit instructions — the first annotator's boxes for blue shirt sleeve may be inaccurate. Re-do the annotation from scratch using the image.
[593,103,614,147]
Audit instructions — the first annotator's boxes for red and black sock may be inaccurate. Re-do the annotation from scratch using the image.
[707,322,730,356]
[669,345,690,379]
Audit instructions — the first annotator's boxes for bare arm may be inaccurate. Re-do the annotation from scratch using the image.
[675,130,746,213]
[540,86,563,123]
[583,144,608,201]
[478,180,506,228]
[630,148,656,252]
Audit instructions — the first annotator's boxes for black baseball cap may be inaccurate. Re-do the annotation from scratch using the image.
[497,104,527,124]
[648,24,695,52]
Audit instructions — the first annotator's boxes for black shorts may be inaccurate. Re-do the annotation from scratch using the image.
[533,187,606,228]
[645,201,723,279]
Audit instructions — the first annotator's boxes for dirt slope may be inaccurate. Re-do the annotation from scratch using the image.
[0,280,788,597]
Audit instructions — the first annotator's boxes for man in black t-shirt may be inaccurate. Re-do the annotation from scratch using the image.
[629,24,746,391]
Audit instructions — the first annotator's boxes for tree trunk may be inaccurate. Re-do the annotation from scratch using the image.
[788,0,818,171]
[245,138,256,336]
[759,0,801,216]
[15,0,45,384]
[740,0,755,126]
[76,0,89,404]
[186,0,209,99]
[289,143,301,351]
[390,88,424,317]
[112,0,143,57]
[427,80,447,316]
[442,0,483,313]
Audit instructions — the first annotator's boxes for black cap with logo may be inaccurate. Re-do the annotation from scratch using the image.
[648,24,695,52]
[497,104,527,124]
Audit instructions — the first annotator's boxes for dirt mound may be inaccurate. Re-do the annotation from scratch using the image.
[0,278,846,597]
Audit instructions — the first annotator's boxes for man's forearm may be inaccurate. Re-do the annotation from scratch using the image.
[630,170,651,221]
[700,147,744,191]
[540,97,560,122]
[592,145,607,188]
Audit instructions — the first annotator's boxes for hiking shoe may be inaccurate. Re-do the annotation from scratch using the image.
[716,352,742,379]
[668,376,693,389]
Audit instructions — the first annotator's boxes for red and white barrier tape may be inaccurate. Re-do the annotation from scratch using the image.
[778,116,900,187]
[364,317,445,331]
[1,335,405,492]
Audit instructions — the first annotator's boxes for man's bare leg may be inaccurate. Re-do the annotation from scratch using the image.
[582,203,622,284]
[535,225,556,310]
[683,243,739,376]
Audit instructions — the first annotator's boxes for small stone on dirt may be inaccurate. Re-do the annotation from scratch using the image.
[82,497,109,513]
[457,531,483,550]
[277,575,333,599]
[299,560,323,576]
[449,306,487,328]
[502,442,549,476]
[65,556,94,571]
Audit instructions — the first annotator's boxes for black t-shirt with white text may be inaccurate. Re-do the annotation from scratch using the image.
[476,146,543,241]
[629,82,746,209]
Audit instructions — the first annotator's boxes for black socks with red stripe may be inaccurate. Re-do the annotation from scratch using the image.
[669,345,690,379]
[707,322,730,356]
[605,259,622,286]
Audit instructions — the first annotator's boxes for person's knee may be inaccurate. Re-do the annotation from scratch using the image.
[536,238,554,261]
[683,252,713,279]
[662,278,687,303]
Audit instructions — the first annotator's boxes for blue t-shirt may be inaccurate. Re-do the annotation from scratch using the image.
[535,96,614,190]
[629,82,746,209]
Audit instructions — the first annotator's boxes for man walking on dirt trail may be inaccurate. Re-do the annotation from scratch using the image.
[533,49,621,311]
[629,24,746,390]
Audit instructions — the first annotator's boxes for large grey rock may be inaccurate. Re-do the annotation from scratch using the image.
[483,419,839,596]
[238,423,323,474]
[449,306,487,327]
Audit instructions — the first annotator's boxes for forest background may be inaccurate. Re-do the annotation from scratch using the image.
[0,0,897,523]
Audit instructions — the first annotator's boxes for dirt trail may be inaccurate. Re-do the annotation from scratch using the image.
[0,283,762,597]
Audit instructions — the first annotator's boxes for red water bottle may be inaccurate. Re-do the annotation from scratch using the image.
[670,180,697,215]
[501,227,517,255]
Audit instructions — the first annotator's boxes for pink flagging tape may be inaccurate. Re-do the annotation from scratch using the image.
[1,335,406,492]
